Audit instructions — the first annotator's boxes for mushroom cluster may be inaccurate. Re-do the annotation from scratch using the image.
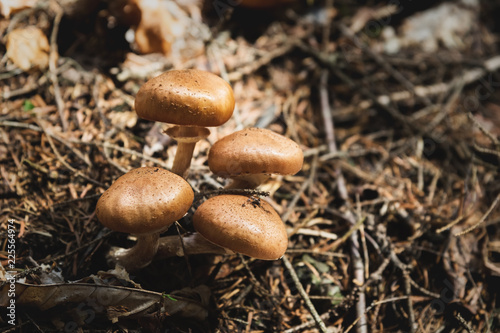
[96,69,304,271]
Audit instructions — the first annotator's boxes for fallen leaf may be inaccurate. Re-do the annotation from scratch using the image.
[6,27,50,72]
[0,0,35,18]
[109,111,138,129]
[0,281,210,322]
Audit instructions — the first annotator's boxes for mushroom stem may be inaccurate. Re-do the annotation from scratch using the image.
[171,140,196,177]
[154,232,232,260]
[168,126,210,178]
[107,233,160,271]
[224,174,270,189]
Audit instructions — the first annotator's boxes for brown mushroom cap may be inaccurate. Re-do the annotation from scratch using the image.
[134,69,235,127]
[208,128,303,177]
[192,194,288,260]
[96,167,194,235]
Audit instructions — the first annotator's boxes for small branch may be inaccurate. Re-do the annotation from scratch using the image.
[320,70,336,154]
[281,255,328,333]
[403,271,416,333]
[338,22,433,108]
[48,2,67,131]
[344,296,409,333]
[455,312,476,333]
[282,312,333,333]
[318,55,366,332]
[35,119,105,187]
[468,112,500,147]
[455,193,500,236]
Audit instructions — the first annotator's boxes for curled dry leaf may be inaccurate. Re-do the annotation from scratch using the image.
[6,27,50,72]
[0,281,210,322]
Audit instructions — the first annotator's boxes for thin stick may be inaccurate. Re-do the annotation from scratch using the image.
[338,23,433,107]
[468,112,500,147]
[455,312,476,333]
[282,312,332,333]
[48,2,67,131]
[35,119,105,187]
[318,43,366,332]
[455,193,500,236]
[320,71,336,153]
[344,296,408,333]
[281,255,328,333]
[403,270,416,333]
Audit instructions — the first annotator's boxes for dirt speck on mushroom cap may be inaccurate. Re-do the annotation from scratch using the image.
[192,194,288,260]
[96,167,194,235]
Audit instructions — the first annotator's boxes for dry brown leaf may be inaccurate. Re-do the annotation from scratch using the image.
[0,0,35,18]
[6,27,50,72]
[0,281,210,322]
[109,111,138,129]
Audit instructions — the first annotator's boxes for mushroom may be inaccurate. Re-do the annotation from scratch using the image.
[134,69,235,177]
[208,127,304,189]
[191,194,288,260]
[96,167,194,271]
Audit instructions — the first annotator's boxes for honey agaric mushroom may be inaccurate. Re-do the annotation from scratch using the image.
[134,69,235,177]
[96,167,193,271]
[208,128,304,189]
[192,194,288,260]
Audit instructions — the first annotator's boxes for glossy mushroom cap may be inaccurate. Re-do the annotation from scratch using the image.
[96,167,194,235]
[193,195,288,260]
[134,69,235,127]
[208,128,304,178]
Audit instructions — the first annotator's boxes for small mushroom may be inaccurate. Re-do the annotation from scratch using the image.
[134,69,235,177]
[192,194,288,260]
[96,167,194,271]
[208,127,304,189]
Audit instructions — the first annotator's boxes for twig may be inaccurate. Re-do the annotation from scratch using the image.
[337,55,500,115]
[455,312,476,333]
[348,213,367,332]
[227,42,296,82]
[0,120,168,172]
[39,230,114,265]
[320,70,336,154]
[35,119,105,187]
[318,43,366,332]
[175,222,192,282]
[323,217,366,253]
[281,255,328,333]
[436,214,469,234]
[337,22,433,108]
[291,228,338,240]
[408,278,440,299]
[344,296,408,333]
[455,193,500,236]
[281,152,318,223]
[283,312,334,333]
[403,270,416,333]
[48,1,67,131]
[468,112,500,147]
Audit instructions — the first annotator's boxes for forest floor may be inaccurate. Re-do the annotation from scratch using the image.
[1,0,500,332]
